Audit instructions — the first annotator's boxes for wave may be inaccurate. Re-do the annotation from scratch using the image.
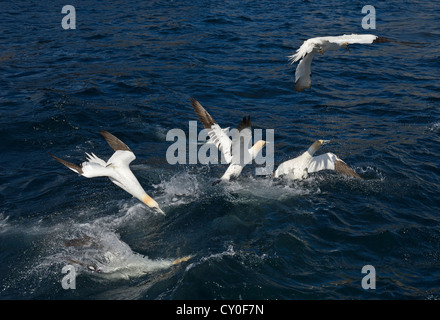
[185,243,268,273]
[58,229,186,281]
[0,198,193,298]
[0,213,10,234]
[428,122,440,133]
[153,169,203,208]
[0,165,395,298]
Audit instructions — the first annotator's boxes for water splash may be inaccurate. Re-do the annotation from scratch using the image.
[428,122,440,133]
[185,243,268,272]
[153,170,204,207]
[0,213,10,234]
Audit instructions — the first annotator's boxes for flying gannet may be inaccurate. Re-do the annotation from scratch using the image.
[289,34,389,92]
[273,139,361,180]
[50,130,165,215]
[191,98,266,185]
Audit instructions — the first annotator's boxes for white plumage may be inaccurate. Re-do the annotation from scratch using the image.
[191,98,266,185]
[51,130,165,215]
[274,140,361,180]
[289,34,384,92]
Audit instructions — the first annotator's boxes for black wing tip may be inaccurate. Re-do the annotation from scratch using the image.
[372,36,424,47]
[212,179,222,186]
[191,98,206,115]
[99,129,109,136]
[99,129,114,139]
[237,115,251,131]
[373,36,390,44]
[191,97,201,108]
[49,152,63,162]
[49,152,83,175]
[191,97,216,129]
[99,129,132,152]
[335,159,362,180]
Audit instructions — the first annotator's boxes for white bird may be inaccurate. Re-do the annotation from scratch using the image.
[289,34,389,92]
[191,98,266,185]
[50,130,165,215]
[274,139,361,180]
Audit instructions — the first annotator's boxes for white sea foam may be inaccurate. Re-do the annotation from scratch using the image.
[0,213,10,234]
[357,166,385,181]
[27,218,188,282]
[60,229,177,280]
[221,175,319,203]
[428,122,440,133]
[185,243,268,273]
[153,170,204,208]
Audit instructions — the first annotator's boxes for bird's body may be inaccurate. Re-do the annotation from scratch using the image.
[51,130,165,215]
[191,98,266,185]
[289,34,386,91]
[274,140,361,180]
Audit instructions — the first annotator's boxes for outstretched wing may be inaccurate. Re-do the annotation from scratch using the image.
[50,153,83,174]
[289,34,380,92]
[307,153,338,173]
[327,34,378,45]
[50,153,114,178]
[100,130,132,152]
[288,38,319,64]
[308,152,361,179]
[334,158,362,179]
[231,116,252,165]
[106,150,136,168]
[191,98,233,163]
[100,129,136,167]
[293,48,318,92]
[289,37,324,92]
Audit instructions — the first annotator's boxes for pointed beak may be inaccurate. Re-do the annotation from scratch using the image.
[142,194,165,215]
[320,139,331,145]
[155,207,166,216]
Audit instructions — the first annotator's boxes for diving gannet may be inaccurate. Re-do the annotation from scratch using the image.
[191,98,266,185]
[50,130,165,215]
[274,139,361,180]
[289,34,389,92]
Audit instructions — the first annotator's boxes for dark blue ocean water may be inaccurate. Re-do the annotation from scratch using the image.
[0,0,439,300]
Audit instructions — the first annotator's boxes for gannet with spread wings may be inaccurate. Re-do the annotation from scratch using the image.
[274,139,361,180]
[50,130,165,215]
[191,98,266,185]
[289,34,389,92]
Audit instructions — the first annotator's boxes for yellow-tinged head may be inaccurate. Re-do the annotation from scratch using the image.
[308,139,331,156]
[172,255,194,265]
[318,139,331,145]
[254,140,266,149]
[249,140,266,160]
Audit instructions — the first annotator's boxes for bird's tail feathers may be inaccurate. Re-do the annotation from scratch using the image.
[288,52,301,64]
[85,152,107,166]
